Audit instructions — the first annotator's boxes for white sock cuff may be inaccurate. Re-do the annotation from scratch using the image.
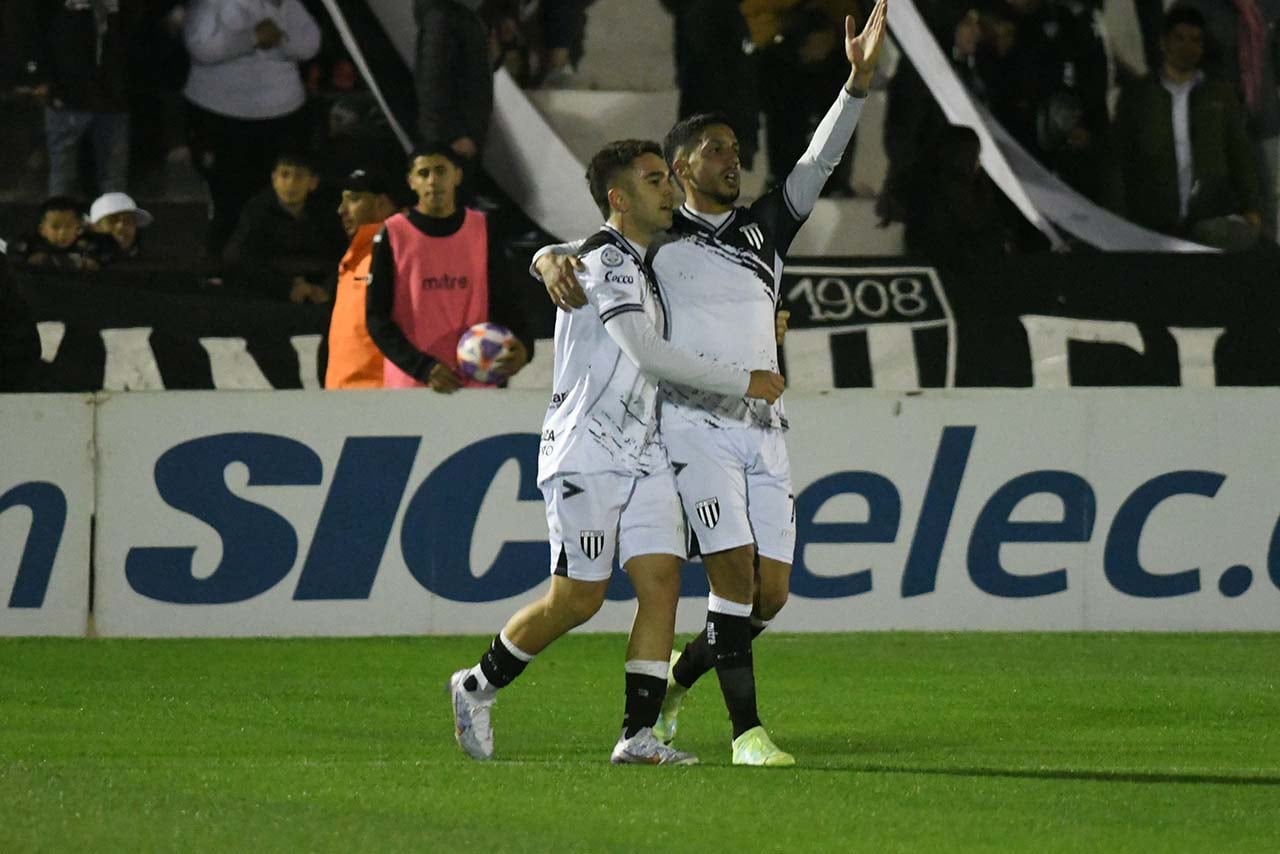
[499,630,535,662]
[467,663,494,693]
[707,594,753,618]
[750,616,771,630]
[624,659,669,680]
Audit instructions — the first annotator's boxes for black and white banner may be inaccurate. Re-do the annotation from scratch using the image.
[11,251,1280,392]
[15,269,331,392]
[776,253,1280,388]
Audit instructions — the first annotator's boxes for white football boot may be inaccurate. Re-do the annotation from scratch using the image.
[448,669,495,760]
[610,727,699,766]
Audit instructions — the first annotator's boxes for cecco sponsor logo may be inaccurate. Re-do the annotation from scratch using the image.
[12,426,1279,610]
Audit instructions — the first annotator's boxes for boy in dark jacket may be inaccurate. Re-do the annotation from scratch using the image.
[11,196,104,273]
[222,152,348,303]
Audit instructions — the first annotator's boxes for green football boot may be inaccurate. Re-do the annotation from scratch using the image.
[653,650,687,744]
[731,726,795,767]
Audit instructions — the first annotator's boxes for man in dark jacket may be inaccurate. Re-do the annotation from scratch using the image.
[10,0,135,196]
[0,247,42,392]
[1109,5,1264,248]
[414,0,493,163]
[1181,0,1280,238]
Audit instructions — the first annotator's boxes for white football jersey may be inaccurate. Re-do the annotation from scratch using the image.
[653,191,806,432]
[537,226,669,485]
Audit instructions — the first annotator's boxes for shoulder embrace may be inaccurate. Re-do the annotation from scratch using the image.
[582,245,642,285]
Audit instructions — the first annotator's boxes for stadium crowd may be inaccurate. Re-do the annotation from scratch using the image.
[1,0,1279,393]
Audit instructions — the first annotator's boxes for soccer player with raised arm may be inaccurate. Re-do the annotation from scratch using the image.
[535,0,888,766]
[448,140,785,765]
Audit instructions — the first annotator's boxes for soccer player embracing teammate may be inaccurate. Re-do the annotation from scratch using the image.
[536,0,889,766]
[449,140,785,764]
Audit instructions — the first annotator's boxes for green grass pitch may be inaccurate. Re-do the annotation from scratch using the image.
[2,633,1278,852]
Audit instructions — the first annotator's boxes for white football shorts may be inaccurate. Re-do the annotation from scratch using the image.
[541,467,687,582]
[663,425,796,565]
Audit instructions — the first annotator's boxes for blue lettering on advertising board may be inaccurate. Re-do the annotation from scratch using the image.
[294,437,422,600]
[400,434,545,603]
[125,433,323,604]
[1,482,68,608]
[900,426,973,597]
[791,472,896,598]
[967,471,1095,598]
[93,428,1278,607]
[1103,471,1225,597]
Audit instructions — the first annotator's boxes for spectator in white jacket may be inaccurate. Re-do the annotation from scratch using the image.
[182,0,322,257]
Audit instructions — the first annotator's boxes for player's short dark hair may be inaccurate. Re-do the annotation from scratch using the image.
[1162,5,1206,35]
[40,195,83,218]
[274,151,318,173]
[410,144,467,170]
[585,139,663,218]
[662,112,734,166]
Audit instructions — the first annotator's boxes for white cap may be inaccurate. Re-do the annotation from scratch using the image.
[89,192,154,228]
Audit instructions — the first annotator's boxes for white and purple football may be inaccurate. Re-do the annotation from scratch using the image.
[456,322,516,384]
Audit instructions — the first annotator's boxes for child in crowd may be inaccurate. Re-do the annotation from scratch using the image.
[221,152,347,303]
[88,192,153,263]
[10,197,104,272]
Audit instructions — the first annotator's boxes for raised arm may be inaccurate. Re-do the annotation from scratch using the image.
[782,0,887,219]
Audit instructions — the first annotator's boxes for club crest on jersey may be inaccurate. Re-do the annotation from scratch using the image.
[580,530,606,560]
[600,246,625,267]
[695,498,721,529]
[740,223,764,250]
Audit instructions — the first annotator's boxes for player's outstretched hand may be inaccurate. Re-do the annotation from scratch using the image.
[536,252,587,310]
[746,370,786,404]
[496,338,529,377]
[775,310,791,345]
[848,0,888,91]
[427,362,463,394]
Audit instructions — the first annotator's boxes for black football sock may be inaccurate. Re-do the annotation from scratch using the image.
[622,670,668,738]
[673,618,771,689]
[707,610,761,739]
[672,628,714,688]
[464,632,531,692]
